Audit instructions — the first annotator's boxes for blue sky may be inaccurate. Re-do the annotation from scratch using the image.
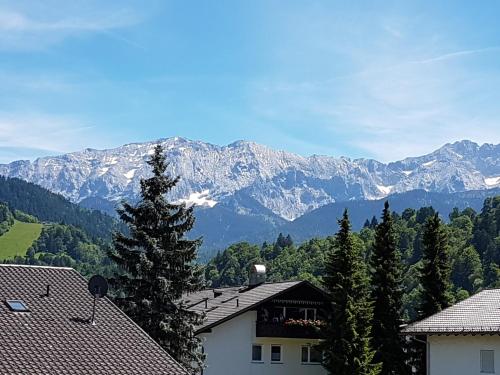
[0,0,499,163]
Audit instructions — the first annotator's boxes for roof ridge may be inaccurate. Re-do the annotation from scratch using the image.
[199,280,302,292]
[0,264,74,270]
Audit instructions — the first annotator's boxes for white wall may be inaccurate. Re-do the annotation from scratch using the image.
[199,310,327,375]
[429,335,500,375]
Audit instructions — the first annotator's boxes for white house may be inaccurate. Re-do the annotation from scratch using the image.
[185,267,329,375]
[402,289,500,375]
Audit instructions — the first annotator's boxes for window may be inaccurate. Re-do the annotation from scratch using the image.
[481,350,495,373]
[300,308,317,320]
[271,307,285,322]
[302,345,322,364]
[5,300,29,312]
[271,345,282,363]
[252,345,262,362]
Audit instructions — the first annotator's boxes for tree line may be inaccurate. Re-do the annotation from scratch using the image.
[0,176,125,240]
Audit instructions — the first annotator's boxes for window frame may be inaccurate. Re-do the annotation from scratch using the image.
[301,345,322,364]
[270,344,283,363]
[481,349,495,373]
[305,308,317,320]
[5,299,29,312]
[299,307,317,320]
[251,344,263,363]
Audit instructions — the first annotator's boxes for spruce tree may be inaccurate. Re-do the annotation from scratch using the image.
[420,213,452,316]
[109,144,204,373]
[370,201,409,375]
[322,209,381,375]
[412,213,452,374]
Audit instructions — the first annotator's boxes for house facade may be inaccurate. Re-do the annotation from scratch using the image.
[186,271,330,375]
[402,289,500,375]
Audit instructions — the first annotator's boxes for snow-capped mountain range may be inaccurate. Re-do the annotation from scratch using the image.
[0,138,499,220]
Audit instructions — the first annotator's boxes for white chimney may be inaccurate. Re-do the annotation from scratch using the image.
[249,264,266,286]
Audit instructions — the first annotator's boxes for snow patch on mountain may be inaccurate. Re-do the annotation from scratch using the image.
[422,159,437,167]
[377,185,394,195]
[178,190,217,208]
[97,167,109,176]
[124,169,137,180]
[485,176,500,187]
[0,138,498,220]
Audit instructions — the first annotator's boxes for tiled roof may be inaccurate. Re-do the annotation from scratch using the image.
[184,281,304,333]
[403,289,500,335]
[0,265,187,374]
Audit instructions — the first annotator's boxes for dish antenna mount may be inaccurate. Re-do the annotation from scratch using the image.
[88,275,108,326]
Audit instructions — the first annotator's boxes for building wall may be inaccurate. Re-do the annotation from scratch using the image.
[199,310,327,375]
[429,335,500,375]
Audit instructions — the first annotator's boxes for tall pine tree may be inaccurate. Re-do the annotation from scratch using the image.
[322,209,381,375]
[370,201,409,375]
[109,144,204,373]
[411,212,452,375]
[420,213,452,317]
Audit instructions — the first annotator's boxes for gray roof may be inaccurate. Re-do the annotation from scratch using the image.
[0,265,187,374]
[185,281,304,333]
[403,289,500,335]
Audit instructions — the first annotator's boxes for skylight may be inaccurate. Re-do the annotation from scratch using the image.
[5,300,29,312]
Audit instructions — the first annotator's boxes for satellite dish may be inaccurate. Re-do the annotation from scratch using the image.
[87,275,108,326]
[88,275,108,298]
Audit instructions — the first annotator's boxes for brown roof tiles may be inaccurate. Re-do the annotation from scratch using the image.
[0,264,187,374]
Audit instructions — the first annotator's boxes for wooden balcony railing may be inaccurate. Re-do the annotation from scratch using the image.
[255,321,325,339]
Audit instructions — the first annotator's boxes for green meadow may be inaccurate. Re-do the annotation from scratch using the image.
[0,220,43,260]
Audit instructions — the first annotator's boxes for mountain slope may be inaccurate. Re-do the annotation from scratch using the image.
[0,176,123,240]
[1,138,498,221]
[193,188,500,257]
[284,188,500,243]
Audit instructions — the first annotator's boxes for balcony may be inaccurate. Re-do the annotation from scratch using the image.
[256,320,325,339]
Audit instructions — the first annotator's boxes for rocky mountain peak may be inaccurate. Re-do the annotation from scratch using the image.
[0,137,498,220]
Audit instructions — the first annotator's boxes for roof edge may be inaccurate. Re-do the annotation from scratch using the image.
[0,264,74,270]
[196,280,327,335]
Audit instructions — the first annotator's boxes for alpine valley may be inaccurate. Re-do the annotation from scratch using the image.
[0,138,499,257]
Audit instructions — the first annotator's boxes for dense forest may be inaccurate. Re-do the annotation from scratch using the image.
[0,203,15,235]
[0,176,124,240]
[205,196,500,321]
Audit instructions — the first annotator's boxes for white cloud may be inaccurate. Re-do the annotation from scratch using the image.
[0,112,102,155]
[0,1,143,50]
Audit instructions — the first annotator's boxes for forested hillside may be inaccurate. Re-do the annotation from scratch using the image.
[0,179,117,277]
[3,221,115,277]
[206,196,500,320]
[0,176,124,240]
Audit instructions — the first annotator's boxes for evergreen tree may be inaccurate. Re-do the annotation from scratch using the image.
[322,209,381,375]
[370,202,409,375]
[419,213,453,316]
[412,213,452,375]
[109,144,204,373]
